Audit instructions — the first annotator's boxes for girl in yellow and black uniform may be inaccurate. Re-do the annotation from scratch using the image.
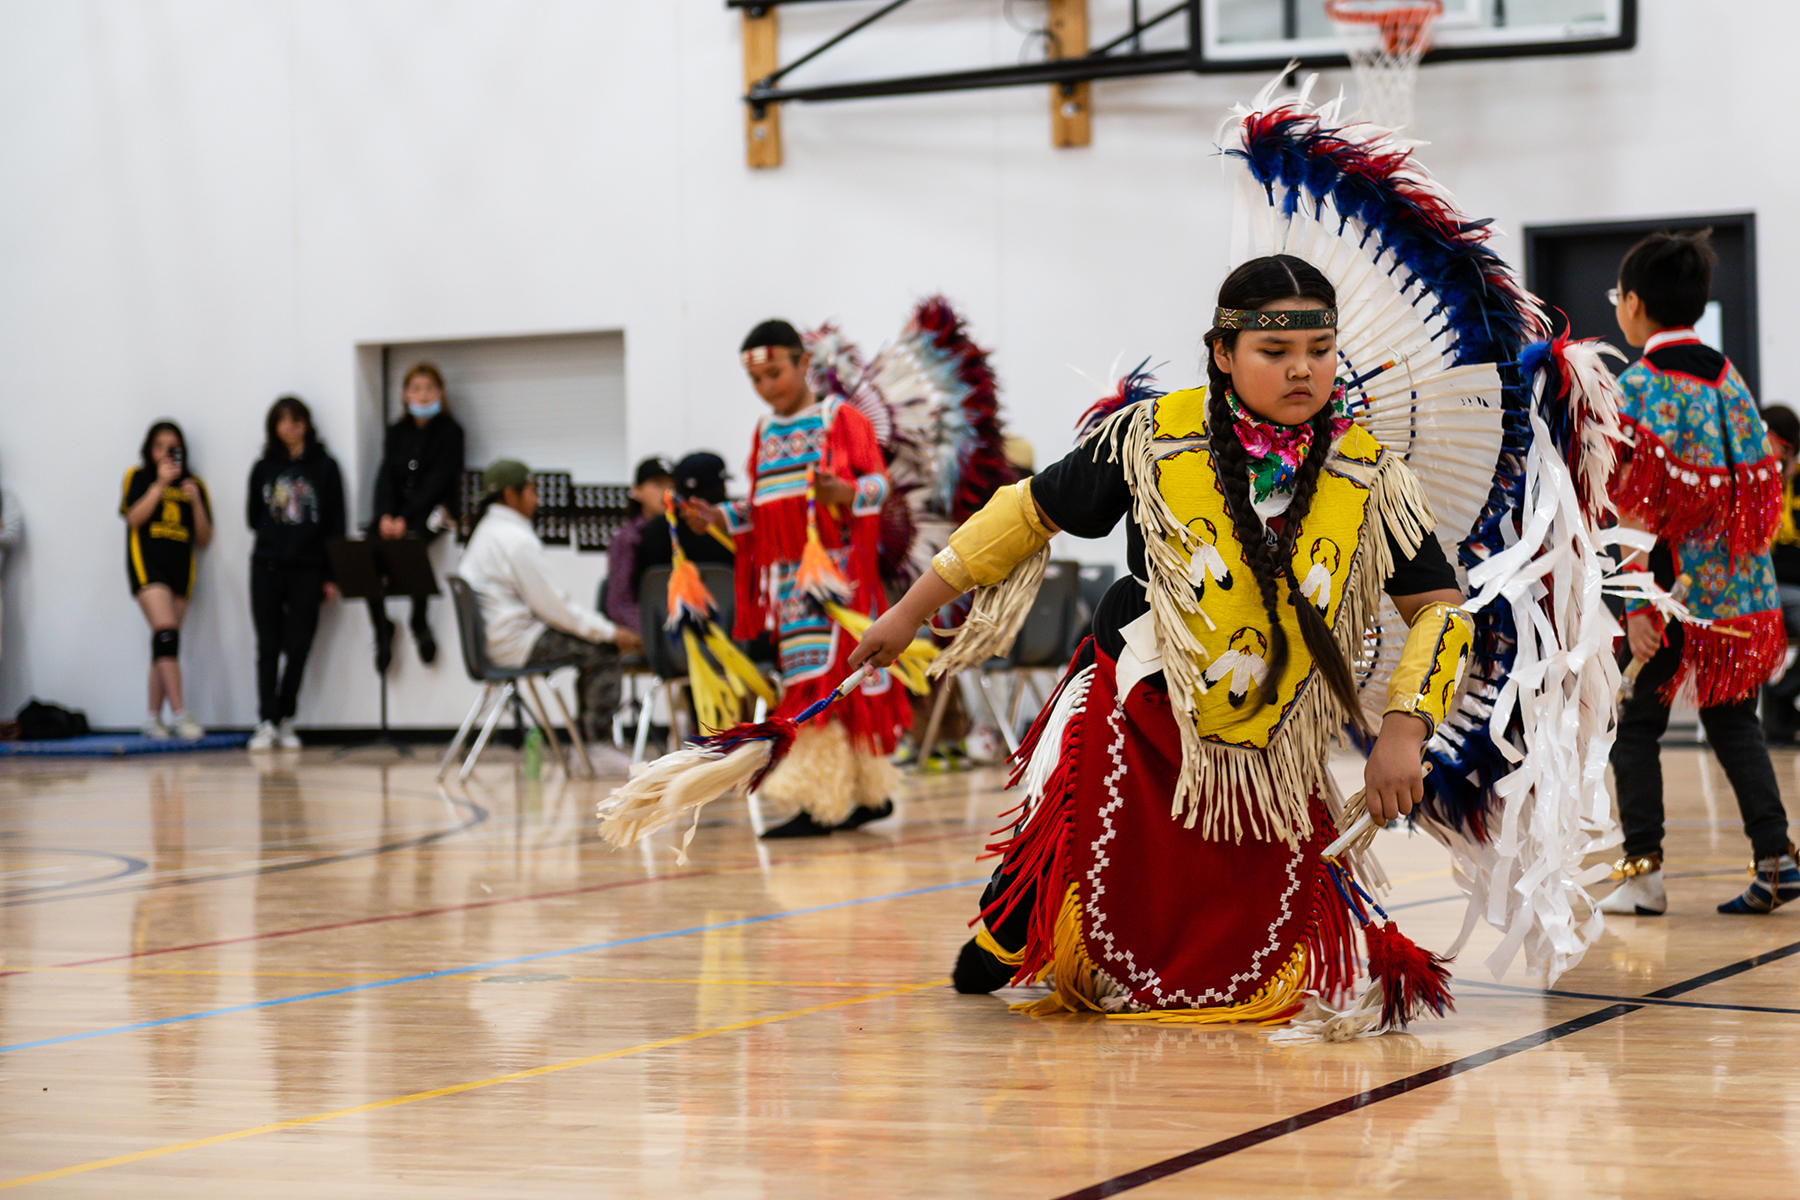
[121,420,212,739]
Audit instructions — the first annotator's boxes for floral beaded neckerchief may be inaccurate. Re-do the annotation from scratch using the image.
[1221,382,1353,519]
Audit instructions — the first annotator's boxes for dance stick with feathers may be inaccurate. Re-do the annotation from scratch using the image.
[1315,789,1454,1029]
[795,465,937,693]
[598,478,937,856]
[597,664,875,860]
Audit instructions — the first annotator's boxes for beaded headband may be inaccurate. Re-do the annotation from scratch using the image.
[1212,306,1337,331]
[740,344,806,367]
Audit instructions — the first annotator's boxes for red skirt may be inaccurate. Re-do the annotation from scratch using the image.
[984,644,1358,1020]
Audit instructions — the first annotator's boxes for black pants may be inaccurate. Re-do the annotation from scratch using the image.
[1612,621,1792,861]
[251,559,326,723]
[367,592,431,636]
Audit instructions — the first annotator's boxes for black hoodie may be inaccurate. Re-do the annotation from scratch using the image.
[372,412,465,533]
[247,444,347,571]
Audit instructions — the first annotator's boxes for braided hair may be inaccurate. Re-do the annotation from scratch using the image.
[1202,255,1367,730]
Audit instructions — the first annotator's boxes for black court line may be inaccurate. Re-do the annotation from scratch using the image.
[1461,978,1800,1017]
[1050,936,1800,1199]
[0,792,489,908]
[1642,936,1800,997]
[0,848,147,900]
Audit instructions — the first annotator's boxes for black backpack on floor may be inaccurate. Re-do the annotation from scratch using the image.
[16,699,92,741]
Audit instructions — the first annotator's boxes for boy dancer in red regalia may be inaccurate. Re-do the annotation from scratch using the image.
[686,320,912,838]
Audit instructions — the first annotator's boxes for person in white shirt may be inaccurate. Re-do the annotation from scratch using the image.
[457,459,642,735]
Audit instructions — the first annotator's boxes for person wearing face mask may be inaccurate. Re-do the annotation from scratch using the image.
[368,362,465,672]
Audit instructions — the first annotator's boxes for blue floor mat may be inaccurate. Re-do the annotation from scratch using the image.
[0,731,250,757]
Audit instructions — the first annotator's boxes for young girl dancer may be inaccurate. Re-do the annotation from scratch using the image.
[852,256,1473,1023]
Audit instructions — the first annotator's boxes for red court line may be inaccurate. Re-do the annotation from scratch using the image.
[6,828,978,976]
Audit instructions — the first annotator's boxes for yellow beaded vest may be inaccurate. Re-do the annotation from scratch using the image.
[1107,385,1435,847]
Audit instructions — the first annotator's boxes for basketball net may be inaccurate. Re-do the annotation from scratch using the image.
[1325,0,1441,131]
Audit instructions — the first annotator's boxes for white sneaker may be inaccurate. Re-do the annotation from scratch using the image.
[248,720,278,751]
[276,719,301,750]
[1599,869,1667,916]
[171,713,205,741]
[141,717,171,740]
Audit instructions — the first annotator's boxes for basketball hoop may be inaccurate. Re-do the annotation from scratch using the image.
[1325,0,1442,131]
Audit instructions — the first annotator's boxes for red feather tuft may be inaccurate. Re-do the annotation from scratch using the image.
[1075,360,1162,444]
[1363,921,1455,1028]
[696,718,799,790]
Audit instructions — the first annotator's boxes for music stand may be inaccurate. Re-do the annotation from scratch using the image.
[327,537,440,758]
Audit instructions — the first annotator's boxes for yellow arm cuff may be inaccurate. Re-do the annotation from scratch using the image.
[935,479,1053,591]
[1384,601,1474,736]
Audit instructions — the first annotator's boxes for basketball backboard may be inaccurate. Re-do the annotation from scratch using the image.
[1201,0,1635,70]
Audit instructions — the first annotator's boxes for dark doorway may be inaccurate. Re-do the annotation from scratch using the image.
[1522,213,1759,397]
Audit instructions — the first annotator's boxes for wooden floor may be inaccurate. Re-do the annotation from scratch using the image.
[4,738,1799,1197]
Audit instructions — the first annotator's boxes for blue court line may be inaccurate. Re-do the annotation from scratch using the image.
[2,877,986,1055]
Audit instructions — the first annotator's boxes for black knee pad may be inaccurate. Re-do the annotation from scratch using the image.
[151,628,179,660]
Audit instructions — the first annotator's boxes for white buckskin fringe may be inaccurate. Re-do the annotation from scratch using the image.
[1266,984,1389,1044]
[930,545,1050,677]
[597,740,773,863]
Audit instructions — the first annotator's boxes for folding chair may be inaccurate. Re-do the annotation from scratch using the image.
[438,577,597,782]
[976,558,1080,755]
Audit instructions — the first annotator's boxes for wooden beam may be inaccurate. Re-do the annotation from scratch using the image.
[742,7,782,169]
[1046,0,1091,148]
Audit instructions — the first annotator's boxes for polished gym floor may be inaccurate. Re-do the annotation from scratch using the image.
[3,738,1798,1196]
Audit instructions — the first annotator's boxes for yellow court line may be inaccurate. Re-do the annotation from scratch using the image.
[0,978,948,1191]
[560,975,910,989]
[21,965,919,989]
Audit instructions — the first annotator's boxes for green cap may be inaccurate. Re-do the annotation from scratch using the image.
[482,458,531,497]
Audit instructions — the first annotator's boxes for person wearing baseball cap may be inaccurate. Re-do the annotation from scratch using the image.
[672,452,730,505]
[458,458,642,739]
[626,451,737,620]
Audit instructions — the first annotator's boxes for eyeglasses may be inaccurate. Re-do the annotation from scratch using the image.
[1606,287,1621,306]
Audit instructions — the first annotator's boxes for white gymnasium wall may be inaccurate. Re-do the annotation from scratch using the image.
[0,0,1793,728]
